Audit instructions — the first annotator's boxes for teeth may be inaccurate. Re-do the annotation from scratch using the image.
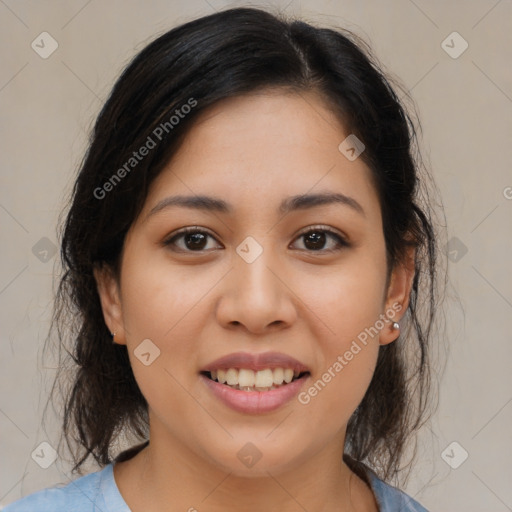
[284,368,294,383]
[208,367,304,390]
[238,368,255,388]
[255,369,273,388]
[217,369,227,384]
[273,367,284,384]
[226,368,238,386]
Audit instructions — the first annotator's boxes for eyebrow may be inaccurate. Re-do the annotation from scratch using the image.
[147,192,365,219]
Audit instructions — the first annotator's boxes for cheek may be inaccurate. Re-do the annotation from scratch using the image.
[120,247,211,341]
[297,296,381,432]
[118,256,207,420]
[118,247,229,396]
[291,254,385,420]
[296,252,387,346]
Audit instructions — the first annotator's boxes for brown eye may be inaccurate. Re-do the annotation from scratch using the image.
[292,227,348,252]
[183,232,208,250]
[164,228,221,252]
[303,231,327,250]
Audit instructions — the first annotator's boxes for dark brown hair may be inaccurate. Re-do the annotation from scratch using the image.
[47,6,446,483]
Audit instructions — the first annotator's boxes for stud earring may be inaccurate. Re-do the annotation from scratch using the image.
[392,322,400,330]
[111,332,116,342]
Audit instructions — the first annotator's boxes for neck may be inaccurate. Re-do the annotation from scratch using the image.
[114,430,378,512]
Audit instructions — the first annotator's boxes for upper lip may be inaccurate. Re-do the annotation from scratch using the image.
[201,351,310,373]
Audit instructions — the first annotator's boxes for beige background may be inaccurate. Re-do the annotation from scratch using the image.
[1,1,511,511]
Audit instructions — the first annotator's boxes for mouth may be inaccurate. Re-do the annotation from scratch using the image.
[200,368,310,392]
[199,351,311,413]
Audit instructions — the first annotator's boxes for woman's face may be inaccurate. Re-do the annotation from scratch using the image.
[97,89,411,477]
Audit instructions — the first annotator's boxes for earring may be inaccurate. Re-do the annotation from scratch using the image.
[392,322,400,330]
[111,332,116,342]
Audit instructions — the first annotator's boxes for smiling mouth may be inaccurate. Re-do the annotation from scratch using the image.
[201,368,310,392]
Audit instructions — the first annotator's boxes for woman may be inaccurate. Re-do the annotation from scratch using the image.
[5,6,444,511]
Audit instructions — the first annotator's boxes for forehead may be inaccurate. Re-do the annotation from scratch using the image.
[175,89,347,169]
[142,90,380,221]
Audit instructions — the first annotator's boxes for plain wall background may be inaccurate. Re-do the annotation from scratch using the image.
[1,1,511,511]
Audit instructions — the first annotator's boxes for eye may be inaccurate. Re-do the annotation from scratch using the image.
[163,227,222,252]
[163,225,349,254]
[291,226,348,253]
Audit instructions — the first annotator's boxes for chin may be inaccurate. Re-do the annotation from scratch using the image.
[203,441,306,479]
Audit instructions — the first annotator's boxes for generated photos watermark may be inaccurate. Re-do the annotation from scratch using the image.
[93,97,197,200]
[298,301,403,405]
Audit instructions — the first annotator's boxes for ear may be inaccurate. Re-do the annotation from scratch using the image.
[379,245,416,346]
[93,264,126,345]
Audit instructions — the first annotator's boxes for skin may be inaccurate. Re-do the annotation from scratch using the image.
[95,88,415,512]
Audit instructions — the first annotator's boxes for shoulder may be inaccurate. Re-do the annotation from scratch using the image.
[365,469,429,512]
[2,464,125,512]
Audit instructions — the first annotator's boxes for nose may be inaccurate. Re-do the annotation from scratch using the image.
[215,244,297,334]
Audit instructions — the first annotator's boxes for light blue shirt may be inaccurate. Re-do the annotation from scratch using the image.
[3,462,429,511]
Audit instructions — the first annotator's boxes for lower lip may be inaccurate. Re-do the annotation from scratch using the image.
[200,373,310,414]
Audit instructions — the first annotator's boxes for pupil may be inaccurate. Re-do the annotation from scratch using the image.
[186,232,206,250]
[305,231,325,250]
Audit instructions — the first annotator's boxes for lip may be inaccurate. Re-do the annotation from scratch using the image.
[200,351,310,373]
[200,372,310,414]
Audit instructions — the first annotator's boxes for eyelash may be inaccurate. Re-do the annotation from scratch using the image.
[162,225,349,254]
